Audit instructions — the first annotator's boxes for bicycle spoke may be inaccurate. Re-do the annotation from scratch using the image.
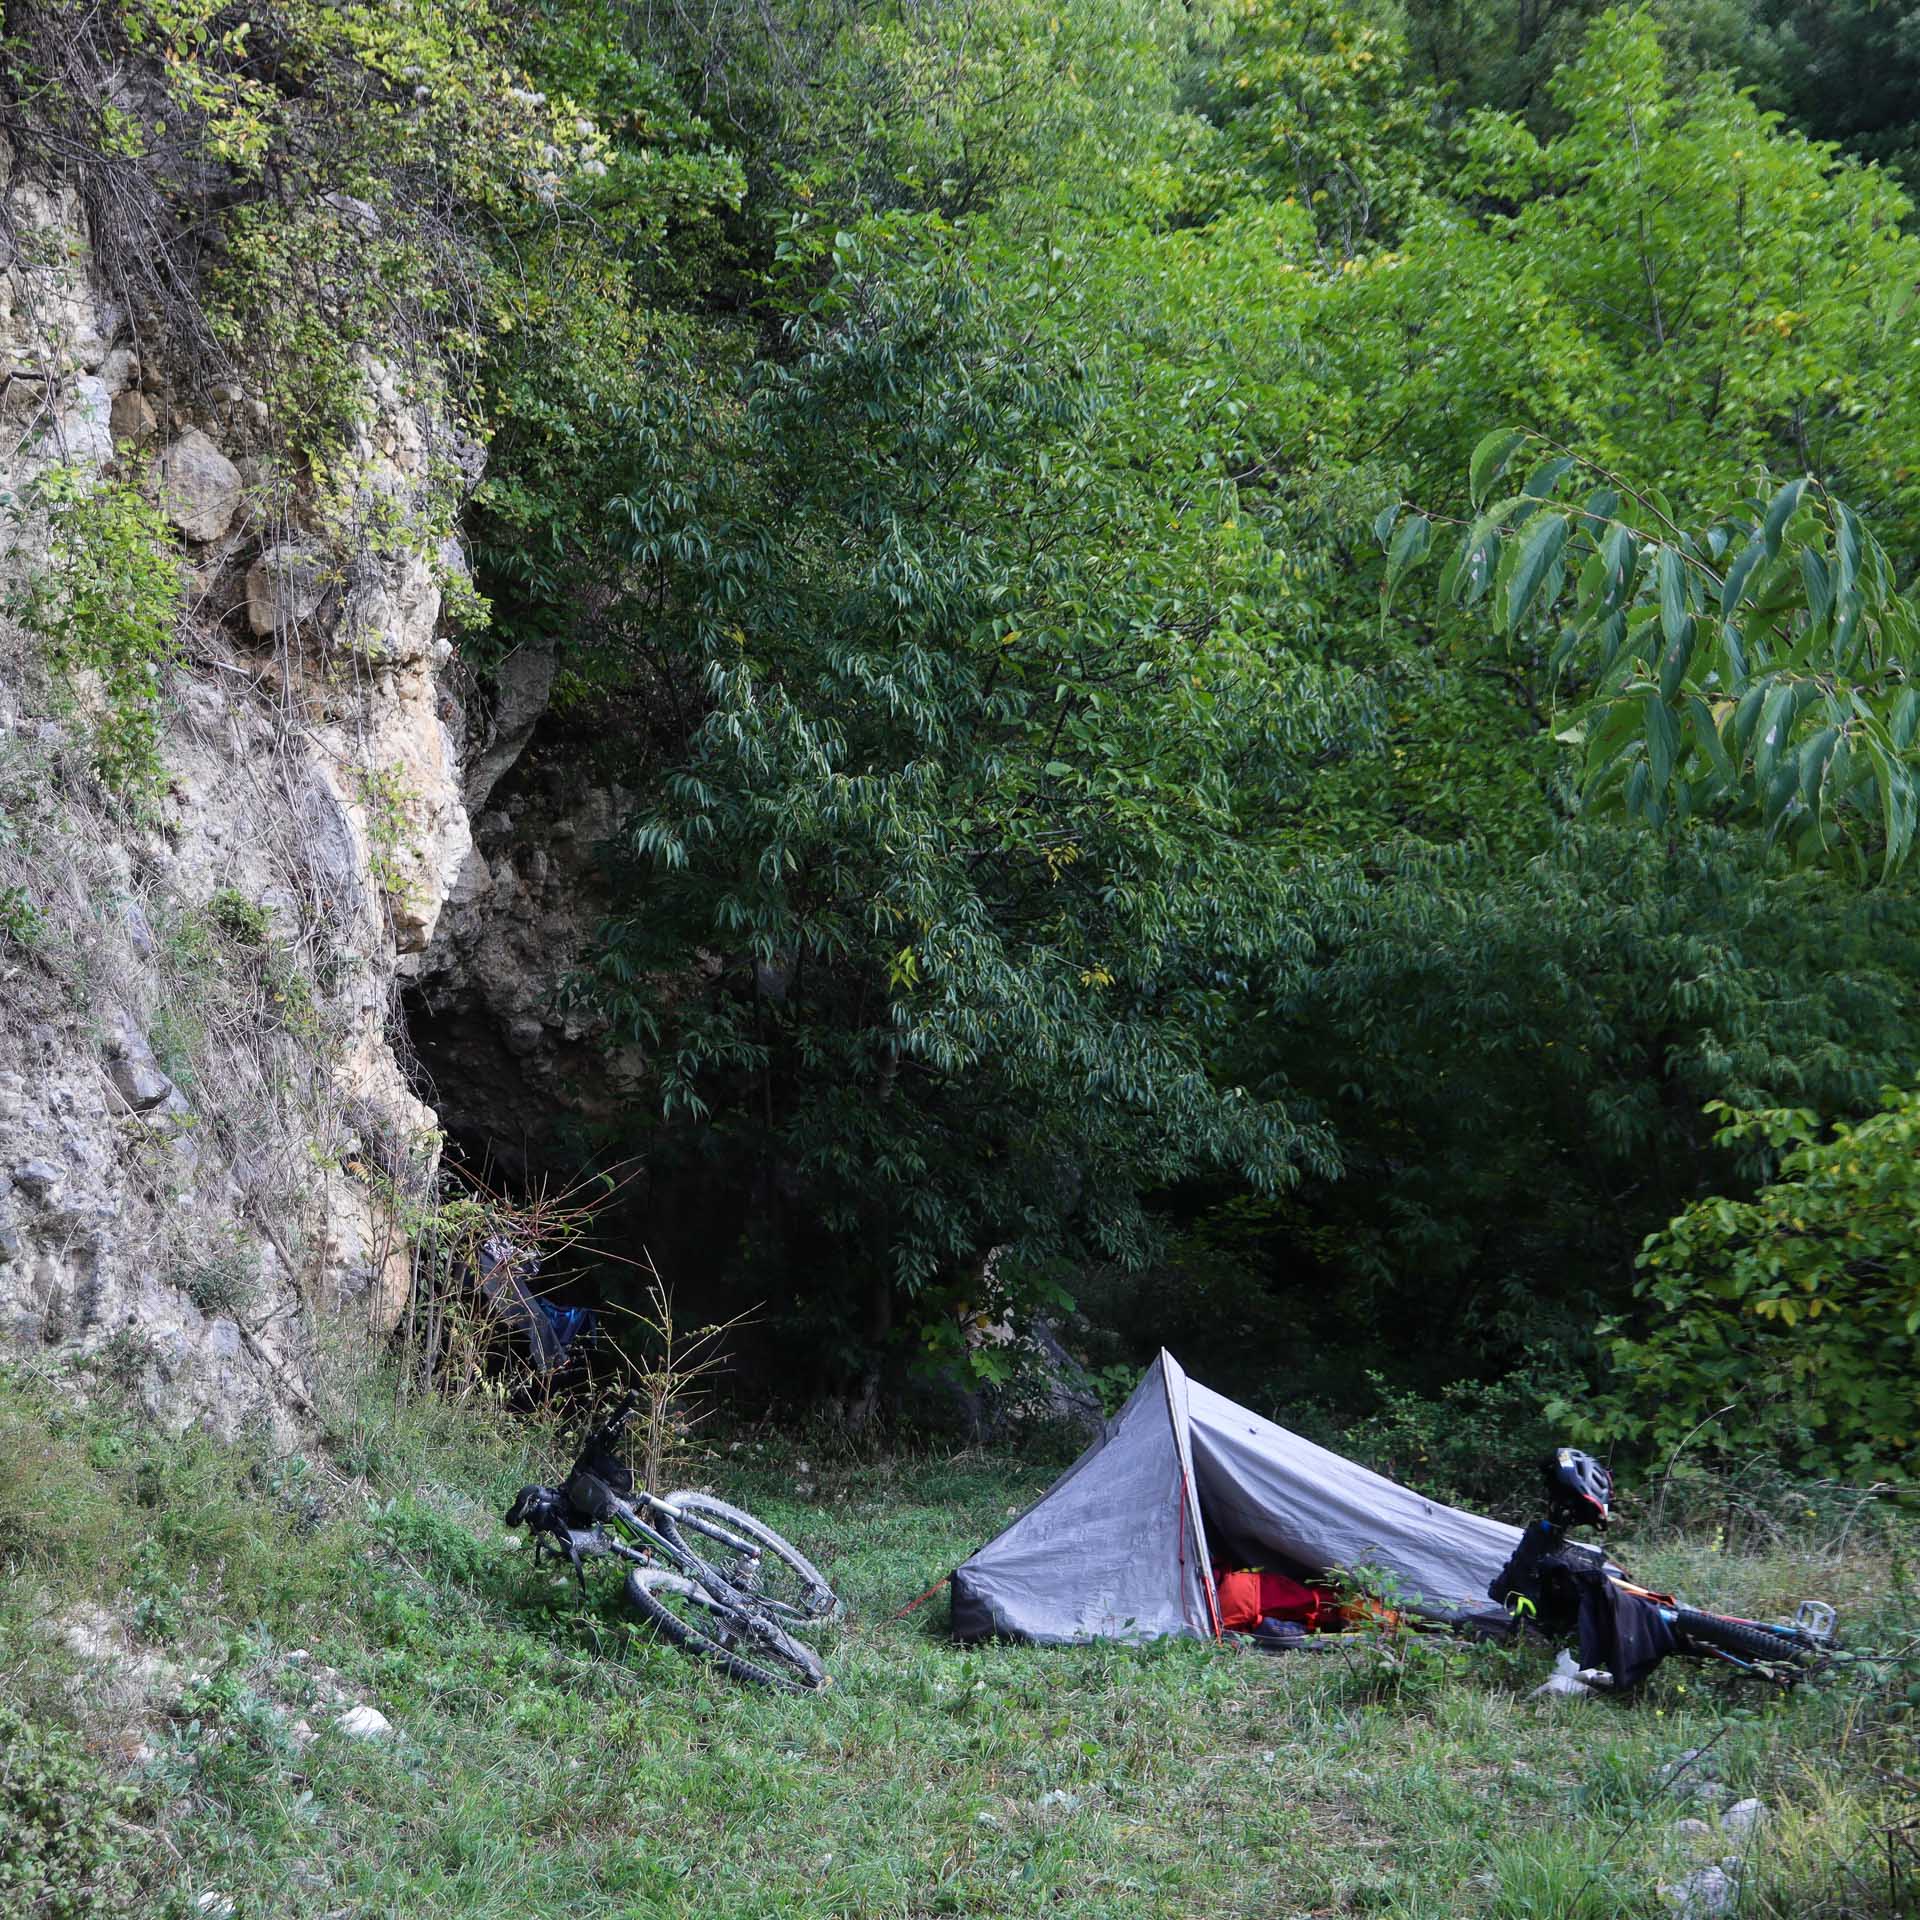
[624,1569,826,1693]
[660,1492,841,1623]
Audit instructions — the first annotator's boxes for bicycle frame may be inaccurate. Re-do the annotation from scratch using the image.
[607,1491,767,1584]
[504,1399,838,1692]
[524,1486,768,1611]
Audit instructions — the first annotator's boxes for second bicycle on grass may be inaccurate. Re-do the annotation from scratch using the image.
[1491,1448,1836,1690]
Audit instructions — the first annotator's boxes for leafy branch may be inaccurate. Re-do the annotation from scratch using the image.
[1382,428,1920,876]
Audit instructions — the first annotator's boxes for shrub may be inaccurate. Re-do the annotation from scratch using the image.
[1586,1094,1920,1480]
[177,1230,260,1319]
[206,887,269,945]
[14,464,182,804]
[1341,1360,1581,1520]
[0,1703,148,1918]
[0,884,41,948]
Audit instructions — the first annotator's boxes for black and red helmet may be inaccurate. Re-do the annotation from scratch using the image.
[1543,1447,1612,1528]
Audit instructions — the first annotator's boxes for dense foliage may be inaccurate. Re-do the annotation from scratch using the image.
[12,0,1920,1468]
[1592,1093,1920,1475]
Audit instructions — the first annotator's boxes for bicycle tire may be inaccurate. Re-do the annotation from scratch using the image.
[623,1568,827,1694]
[1672,1607,1819,1670]
[660,1492,842,1623]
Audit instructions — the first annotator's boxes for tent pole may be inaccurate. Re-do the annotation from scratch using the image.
[1162,1353,1222,1641]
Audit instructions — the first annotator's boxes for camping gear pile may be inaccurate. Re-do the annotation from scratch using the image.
[476,1236,596,1375]
[949,1352,1838,1692]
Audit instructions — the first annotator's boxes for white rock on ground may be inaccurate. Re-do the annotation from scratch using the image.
[1665,1866,1736,1918]
[1721,1797,1768,1838]
[336,1704,394,1740]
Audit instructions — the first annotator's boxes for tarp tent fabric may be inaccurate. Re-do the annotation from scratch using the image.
[950,1351,1522,1644]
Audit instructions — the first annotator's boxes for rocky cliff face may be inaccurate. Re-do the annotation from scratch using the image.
[0,135,485,1439]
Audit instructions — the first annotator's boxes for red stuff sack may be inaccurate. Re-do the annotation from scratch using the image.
[1214,1568,1344,1632]
[1214,1569,1264,1630]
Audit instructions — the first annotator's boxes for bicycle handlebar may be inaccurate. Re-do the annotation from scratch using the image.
[594,1389,641,1438]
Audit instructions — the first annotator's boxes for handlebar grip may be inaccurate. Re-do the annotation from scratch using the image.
[1489,1519,1556,1607]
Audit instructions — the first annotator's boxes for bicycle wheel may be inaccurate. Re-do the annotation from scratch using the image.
[660,1493,841,1624]
[1672,1607,1821,1672]
[623,1568,828,1694]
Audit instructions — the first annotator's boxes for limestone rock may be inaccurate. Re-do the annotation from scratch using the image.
[0,147,478,1443]
[339,550,440,664]
[110,389,156,445]
[1721,1799,1768,1839]
[245,544,329,637]
[54,375,113,466]
[465,645,556,812]
[0,374,52,431]
[0,172,110,376]
[1665,1867,1735,1919]
[12,1158,60,1200]
[322,192,383,236]
[158,429,242,542]
[107,1056,175,1114]
[336,1703,394,1740]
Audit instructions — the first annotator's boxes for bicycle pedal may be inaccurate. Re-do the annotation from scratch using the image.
[1793,1600,1837,1646]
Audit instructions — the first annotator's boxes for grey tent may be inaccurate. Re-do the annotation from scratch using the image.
[950,1350,1522,1644]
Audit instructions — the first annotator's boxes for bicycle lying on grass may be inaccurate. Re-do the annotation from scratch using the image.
[1491,1449,1837,1690]
[504,1392,841,1693]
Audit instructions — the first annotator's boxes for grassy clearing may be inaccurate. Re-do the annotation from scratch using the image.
[2,1367,1915,1920]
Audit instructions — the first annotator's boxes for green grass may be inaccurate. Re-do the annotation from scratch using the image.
[2,1368,1915,1920]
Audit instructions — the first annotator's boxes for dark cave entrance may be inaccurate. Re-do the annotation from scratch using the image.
[397,982,791,1398]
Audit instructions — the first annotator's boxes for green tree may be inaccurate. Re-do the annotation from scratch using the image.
[1410,430,1920,878]
[1591,1091,1920,1474]
[1311,9,1920,558]
[1743,1,1920,194]
[579,218,1349,1400]
[1198,0,1440,258]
